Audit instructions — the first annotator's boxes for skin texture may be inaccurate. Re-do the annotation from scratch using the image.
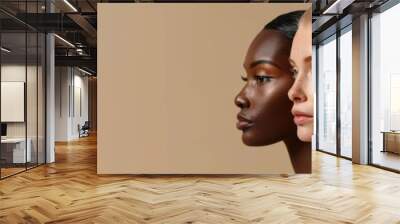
[235,29,295,146]
[288,9,314,143]
[234,28,310,173]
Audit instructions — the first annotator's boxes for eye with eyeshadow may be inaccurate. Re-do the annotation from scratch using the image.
[255,75,272,84]
[290,67,299,79]
[240,73,273,84]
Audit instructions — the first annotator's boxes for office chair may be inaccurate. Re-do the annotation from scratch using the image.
[79,121,90,138]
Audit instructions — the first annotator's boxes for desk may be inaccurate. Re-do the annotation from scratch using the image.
[1,138,31,163]
[381,131,400,154]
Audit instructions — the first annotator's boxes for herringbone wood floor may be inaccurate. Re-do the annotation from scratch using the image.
[1,134,400,224]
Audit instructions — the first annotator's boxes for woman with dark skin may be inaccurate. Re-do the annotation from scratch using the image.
[235,11,311,173]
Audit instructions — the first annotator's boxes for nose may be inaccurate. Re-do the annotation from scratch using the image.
[235,88,250,109]
[288,75,306,103]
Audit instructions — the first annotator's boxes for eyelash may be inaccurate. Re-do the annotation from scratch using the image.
[290,67,298,78]
[241,75,272,83]
[255,75,272,83]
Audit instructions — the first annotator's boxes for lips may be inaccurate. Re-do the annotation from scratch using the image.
[236,113,254,130]
[292,110,313,125]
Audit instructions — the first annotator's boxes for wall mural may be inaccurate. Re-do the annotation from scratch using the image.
[98,3,313,174]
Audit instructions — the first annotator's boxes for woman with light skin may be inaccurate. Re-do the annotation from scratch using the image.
[235,11,311,173]
[288,9,314,143]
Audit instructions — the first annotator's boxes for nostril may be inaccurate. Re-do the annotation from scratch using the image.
[235,97,246,108]
[294,93,306,103]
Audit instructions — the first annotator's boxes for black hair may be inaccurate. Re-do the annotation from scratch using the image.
[264,10,305,40]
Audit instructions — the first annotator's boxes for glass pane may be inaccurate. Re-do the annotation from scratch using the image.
[38,33,45,165]
[312,45,317,149]
[339,28,352,158]
[317,36,337,154]
[27,31,38,169]
[1,31,27,178]
[0,1,46,178]
[371,4,400,171]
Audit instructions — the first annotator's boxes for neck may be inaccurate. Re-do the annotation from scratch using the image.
[284,135,311,173]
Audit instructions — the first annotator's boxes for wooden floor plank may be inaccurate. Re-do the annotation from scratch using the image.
[0,134,400,223]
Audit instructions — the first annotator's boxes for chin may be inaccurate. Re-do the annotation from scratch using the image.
[242,135,260,146]
[241,131,276,146]
[297,128,312,142]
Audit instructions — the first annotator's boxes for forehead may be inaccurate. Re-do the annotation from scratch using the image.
[290,19,312,63]
[244,29,291,67]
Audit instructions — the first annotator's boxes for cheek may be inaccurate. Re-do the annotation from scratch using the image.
[252,80,293,119]
[305,74,314,113]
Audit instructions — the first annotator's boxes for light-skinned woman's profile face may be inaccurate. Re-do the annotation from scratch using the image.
[235,29,297,146]
[288,10,313,142]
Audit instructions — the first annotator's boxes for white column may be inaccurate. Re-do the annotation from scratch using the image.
[352,14,369,164]
[46,32,55,163]
[45,0,56,163]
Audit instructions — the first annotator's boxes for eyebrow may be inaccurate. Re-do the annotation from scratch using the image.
[247,60,282,70]
[304,56,312,63]
[289,58,295,66]
[289,56,312,65]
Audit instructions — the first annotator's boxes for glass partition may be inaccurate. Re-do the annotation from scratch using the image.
[317,35,337,154]
[339,27,352,158]
[38,32,45,165]
[0,31,28,177]
[0,1,46,179]
[27,31,38,169]
[370,3,400,171]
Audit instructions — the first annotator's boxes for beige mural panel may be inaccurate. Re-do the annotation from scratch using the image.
[98,3,310,174]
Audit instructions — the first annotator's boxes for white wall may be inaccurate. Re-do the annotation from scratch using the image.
[1,64,46,164]
[1,65,28,144]
[72,73,89,138]
[55,67,89,141]
[1,65,37,138]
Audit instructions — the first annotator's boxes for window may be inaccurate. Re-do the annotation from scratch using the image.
[370,2,400,171]
[339,27,352,158]
[0,1,47,179]
[317,35,337,154]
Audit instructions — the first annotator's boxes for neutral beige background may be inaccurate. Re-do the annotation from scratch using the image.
[98,3,310,174]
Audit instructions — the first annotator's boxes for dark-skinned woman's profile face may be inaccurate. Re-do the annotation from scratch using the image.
[235,29,297,146]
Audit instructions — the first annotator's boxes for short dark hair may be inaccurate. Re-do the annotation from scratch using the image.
[264,11,305,40]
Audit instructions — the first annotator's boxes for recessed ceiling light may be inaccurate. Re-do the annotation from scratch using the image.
[1,47,11,53]
[322,0,354,15]
[54,34,75,48]
[63,0,78,12]
[77,67,93,76]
